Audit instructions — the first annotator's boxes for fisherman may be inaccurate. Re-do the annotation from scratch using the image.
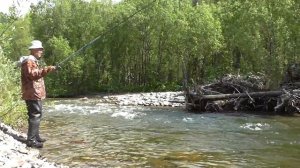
[20,40,56,148]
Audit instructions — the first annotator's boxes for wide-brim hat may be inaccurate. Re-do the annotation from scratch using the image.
[28,40,44,50]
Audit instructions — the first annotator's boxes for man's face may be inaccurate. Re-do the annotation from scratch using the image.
[31,48,44,59]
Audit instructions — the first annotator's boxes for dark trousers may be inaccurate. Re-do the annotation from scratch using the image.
[25,100,43,142]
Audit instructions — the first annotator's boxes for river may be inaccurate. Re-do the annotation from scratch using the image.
[40,99,300,168]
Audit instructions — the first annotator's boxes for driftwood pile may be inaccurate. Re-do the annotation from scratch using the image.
[186,73,300,115]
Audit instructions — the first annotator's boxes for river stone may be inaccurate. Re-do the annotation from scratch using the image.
[0,122,68,168]
[102,92,184,107]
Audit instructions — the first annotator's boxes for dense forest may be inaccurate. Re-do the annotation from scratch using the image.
[1,0,299,98]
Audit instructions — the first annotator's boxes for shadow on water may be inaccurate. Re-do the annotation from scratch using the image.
[40,99,300,168]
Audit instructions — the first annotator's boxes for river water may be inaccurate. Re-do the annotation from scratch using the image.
[40,99,300,168]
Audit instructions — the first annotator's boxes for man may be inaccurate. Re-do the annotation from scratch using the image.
[20,40,56,148]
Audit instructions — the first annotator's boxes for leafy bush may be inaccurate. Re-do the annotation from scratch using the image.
[0,47,26,128]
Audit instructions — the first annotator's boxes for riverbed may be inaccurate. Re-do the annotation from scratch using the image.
[40,98,300,167]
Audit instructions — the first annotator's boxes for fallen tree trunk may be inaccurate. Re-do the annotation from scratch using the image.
[190,90,300,101]
[185,74,300,115]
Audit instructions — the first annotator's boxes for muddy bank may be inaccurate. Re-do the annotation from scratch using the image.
[0,123,67,168]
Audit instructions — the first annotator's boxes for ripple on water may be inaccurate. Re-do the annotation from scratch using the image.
[240,123,271,131]
[183,117,194,123]
[111,111,146,120]
[42,100,300,168]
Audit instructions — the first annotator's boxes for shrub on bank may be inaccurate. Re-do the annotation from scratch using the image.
[0,47,26,128]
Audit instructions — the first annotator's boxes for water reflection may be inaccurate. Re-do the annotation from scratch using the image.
[40,99,300,167]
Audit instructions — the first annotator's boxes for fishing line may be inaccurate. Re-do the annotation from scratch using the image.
[57,0,157,67]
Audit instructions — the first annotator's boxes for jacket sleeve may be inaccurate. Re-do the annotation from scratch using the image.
[22,60,51,81]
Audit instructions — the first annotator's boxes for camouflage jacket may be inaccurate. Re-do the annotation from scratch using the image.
[20,55,52,100]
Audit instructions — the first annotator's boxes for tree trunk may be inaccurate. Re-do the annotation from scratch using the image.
[191,90,300,101]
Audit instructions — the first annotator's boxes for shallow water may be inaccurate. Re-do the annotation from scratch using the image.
[40,99,300,167]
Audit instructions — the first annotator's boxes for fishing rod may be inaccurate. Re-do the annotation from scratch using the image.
[56,0,157,68]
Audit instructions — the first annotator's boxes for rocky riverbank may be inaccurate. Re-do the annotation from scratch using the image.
[0,123,67,168]
[99,91,185,107]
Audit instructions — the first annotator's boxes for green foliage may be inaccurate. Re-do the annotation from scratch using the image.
[0,10,27,127]
[0,12,32,61]
[1,0,298,97]
[29,0,298,94]
[0,48,26,127]
[44,36,77,96]
[5,17,32,61]
[218,0,299,88]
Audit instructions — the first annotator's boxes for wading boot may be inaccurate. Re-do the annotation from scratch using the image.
[26,140,43,148]
[27,112,43,147]
[36,128,46,142]
[36,136,47,143]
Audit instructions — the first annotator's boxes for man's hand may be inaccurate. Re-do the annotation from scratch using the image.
[46,66,57,72]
